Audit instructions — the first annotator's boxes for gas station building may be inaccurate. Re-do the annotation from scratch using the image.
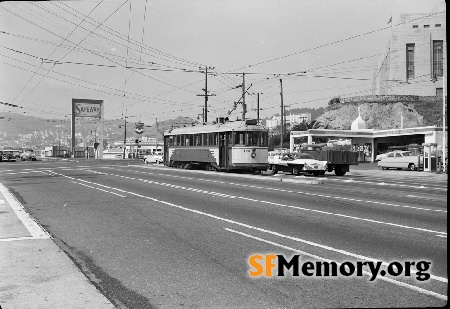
[290,126,445,163]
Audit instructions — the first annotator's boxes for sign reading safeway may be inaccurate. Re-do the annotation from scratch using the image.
[71,98,105,159]
[74,102,102,117]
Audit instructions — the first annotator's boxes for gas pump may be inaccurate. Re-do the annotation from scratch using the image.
[422,143,437,172]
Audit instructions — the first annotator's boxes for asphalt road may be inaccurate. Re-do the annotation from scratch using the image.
[0,159,447,308]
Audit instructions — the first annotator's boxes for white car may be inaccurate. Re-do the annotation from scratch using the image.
[143,152,163,164]
[268,152,327,176]
[377,151,422,170]
[20,150,37,161]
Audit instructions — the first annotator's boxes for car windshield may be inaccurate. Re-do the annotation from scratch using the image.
[402,152,410,156]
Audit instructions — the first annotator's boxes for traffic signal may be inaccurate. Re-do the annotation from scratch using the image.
[135,122,144,134]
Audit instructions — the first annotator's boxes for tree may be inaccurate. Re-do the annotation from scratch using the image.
[328,97,340,105]
[291,120,322,131]
[268,133,291,151]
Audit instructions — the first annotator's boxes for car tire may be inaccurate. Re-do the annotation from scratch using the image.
[408,163,416,171]
[334,167,346,176]
[292,167,301,176]
[268,165,278,175]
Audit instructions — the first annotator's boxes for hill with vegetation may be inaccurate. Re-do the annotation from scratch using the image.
[315,95,445,130]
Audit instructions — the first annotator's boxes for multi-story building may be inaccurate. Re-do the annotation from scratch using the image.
[266,113,311,131]
[373,1,446,96]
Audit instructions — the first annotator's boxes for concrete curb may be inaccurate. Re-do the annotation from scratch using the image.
[0,184,115,309]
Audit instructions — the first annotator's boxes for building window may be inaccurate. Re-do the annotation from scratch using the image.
[424,25,430,28]
[433,40,443,77]
[435,24,441,27]
[412,25,418,28]
[406,44,415,80]
[436,88,443,97]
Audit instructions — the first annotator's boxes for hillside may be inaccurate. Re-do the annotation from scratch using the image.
[0,112,195,149]
[316,95,445,130]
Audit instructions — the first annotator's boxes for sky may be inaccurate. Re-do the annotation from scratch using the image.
[0,0,444,126]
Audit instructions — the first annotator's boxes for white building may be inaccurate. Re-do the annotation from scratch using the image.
[373,1,446,96]
[266,113,311,131]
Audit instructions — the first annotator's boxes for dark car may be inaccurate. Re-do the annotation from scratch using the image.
[1,150,16,162]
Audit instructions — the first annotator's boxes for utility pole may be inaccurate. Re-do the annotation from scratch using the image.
[280,79,284,149]
[197,66,215,123]
[122,114,127,159]
[155,117,158,152]
[197,107,205,123]
[242,73,246,120]
[442,55,446,173]
[257,92,260,123]
[284,104,291,131]
[249,92,263,124]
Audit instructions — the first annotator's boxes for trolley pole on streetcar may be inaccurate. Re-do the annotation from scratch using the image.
[280,79,284,149]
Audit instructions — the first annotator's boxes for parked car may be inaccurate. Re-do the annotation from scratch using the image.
[1,150,16,162]
[268,152,327,176]
[20,150,37,161]
[143,152,163,164]
[376,150,402,161]
[377,151,422,170]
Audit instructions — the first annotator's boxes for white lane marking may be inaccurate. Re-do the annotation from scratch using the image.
[48,172,449,285]
[71,181,126,197]
[0,236,48,242]
[327,177,446,190]
[255,199,446,236]
[436,235,447,238]
[74,169,446,231]
[225,228,447,301]
[0,184,50,240]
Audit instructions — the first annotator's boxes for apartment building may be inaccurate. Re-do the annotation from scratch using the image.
[373,1,446,96]
[265,113,311,131]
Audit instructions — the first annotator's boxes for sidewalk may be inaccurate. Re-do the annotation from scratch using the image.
[0,184,115,309]
[347,162,448,181]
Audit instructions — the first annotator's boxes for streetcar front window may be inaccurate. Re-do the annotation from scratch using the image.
[208,133,214,145]
[194,134,201,146]
[214,133,219,145]
[234,132,245,146]
[247,132,258,146]
[202,133,208,146]
[260,132,268,146]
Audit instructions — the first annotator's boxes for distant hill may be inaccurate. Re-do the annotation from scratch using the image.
[0,112,195,149]
[316,95,445,130]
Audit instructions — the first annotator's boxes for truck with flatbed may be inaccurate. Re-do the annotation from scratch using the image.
[298,143,359,176]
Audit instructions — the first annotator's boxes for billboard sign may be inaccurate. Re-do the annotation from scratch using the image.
[74,102,102,117]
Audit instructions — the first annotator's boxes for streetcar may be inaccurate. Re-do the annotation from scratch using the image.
[163,118,269,172]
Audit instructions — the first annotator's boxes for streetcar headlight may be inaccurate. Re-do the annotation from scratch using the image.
[251,148,256,158]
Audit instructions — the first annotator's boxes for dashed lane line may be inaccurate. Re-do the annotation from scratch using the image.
[225,228,447,301]
[84,168,448,214]
[50,171,446,236]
